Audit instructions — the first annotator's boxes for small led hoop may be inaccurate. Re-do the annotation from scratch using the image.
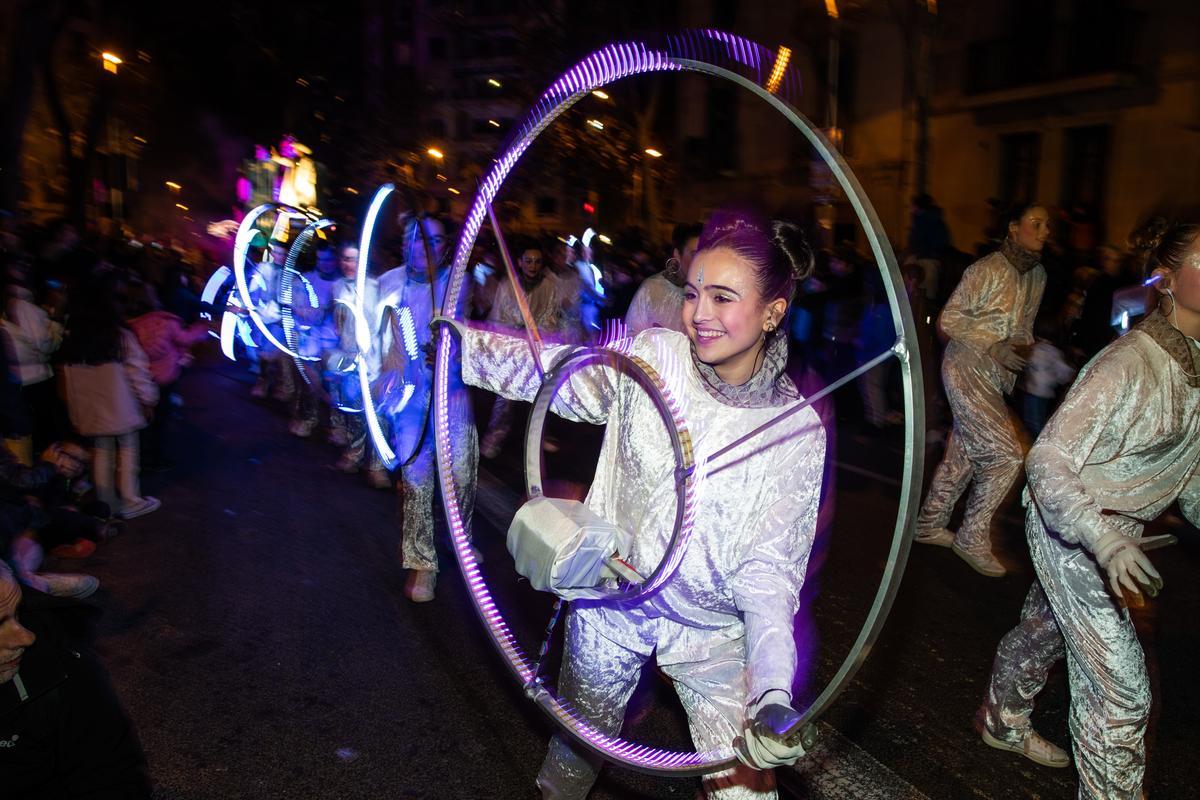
[523,346,696,603]
[354,185,399,468]
[433,29,924,776]
[232,202,319,360]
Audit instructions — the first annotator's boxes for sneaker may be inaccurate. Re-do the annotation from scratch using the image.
[289,418,316,438]
[38,572,100,600]
[981,724,1069,768]
[366,469,391,490]
[405,569,436,603]
[914,527,955,547]
[120,496,162,520]
[952,541,1006,577]
[50,539,97,559]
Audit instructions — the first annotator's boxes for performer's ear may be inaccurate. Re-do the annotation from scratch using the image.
[1151,267,1173,295]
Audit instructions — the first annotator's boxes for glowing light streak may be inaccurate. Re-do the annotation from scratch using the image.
[824,0,839,19]
[201,266,232,305]
[426,147,444,160]
[165,181,181,191]
[175,203,189,211]
[219,310,237,360]
[488,119,501,128]
[765,46,792,95]
[586,119,604,130]
[354,185,400,468]
[398,307,420,360]
[591,89,609,99]
[487,78,502,87]
[448,187,461,195]
[597,234,612,245]
[644,148,663,158]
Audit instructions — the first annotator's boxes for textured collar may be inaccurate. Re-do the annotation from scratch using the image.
[690,330,799,408]
[999,239,1042,275]
[1136,310,1200,388]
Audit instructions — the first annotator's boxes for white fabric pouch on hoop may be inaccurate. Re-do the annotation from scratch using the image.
[507,496,641,600]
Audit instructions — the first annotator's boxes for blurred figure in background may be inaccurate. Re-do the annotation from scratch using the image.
[625,222,701,336]
[1019,315,1076,440]
[914,202,1049,577]
[3,260,64,458]
[60,274,160,520]
[127,282,208,471]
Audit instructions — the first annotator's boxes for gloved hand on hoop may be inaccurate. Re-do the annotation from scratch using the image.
[1093,530,1163,605]
[429,315,466,340]
[734,689,812,770]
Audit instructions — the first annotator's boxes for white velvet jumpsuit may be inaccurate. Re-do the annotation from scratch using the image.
[916,245,1046,557]
[459,327,825,799]
[982,311,1200,799]
[376,267,477,574]
[625,272,686,336]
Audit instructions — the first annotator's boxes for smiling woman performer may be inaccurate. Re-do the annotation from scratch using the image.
[442,209,824,799]
[914,202,1050,577]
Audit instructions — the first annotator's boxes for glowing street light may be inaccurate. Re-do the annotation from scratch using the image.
[101,51,122,74]
[165,181,181,191]
[644,148,663,158]
[487,78,502,88]
[426,147,444,160]
[824,0,839,19]
[175,203,189,211]
[488,119,501,128]
[448,187,461,195]
[597,234,612,245]
[586,119,604,131]
[592,90,610,100]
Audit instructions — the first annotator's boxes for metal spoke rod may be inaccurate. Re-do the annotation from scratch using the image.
[485,201,546,380]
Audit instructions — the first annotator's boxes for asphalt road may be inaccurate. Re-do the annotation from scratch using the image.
[45,354,1200,799]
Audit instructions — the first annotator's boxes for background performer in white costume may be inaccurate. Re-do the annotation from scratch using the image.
[915,203,1049,577]
[444,209,824,799]
[979,218,1200,799]
[376,215,478,603]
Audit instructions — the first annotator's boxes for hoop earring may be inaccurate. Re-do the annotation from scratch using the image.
[664,256,681,281]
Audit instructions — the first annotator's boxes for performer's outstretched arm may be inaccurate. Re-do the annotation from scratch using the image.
[459,327,616,425]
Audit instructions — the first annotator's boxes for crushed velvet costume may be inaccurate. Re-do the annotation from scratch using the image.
[459,327,824,799]
[917,240,1047,563]
[625,272,687,336]
[376,267,477,574]
[982,311,1200,799]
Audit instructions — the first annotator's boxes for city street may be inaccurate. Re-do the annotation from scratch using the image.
[46,354,1200,800]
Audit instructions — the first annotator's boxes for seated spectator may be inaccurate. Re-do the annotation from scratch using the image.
[0,561,152,798]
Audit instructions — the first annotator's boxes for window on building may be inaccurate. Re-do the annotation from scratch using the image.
[1062,124,1111,240]
[999,132,1040,204]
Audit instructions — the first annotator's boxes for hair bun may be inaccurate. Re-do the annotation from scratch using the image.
[771,220,815,282]
[1130,216,1170,257]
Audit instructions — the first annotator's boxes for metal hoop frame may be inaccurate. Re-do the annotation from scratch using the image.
[432,29,925,776]
[523,346,696,603]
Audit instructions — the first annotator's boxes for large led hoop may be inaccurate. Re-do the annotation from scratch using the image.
[232,202,319,360]
[280,218,335,390]
[524,346,696,603]
[433,30,924,776]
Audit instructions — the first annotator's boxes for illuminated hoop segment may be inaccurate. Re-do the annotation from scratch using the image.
[524,345,697,602]
[232,202,321,361]
[433,29,925,776]
[280,218,336,387]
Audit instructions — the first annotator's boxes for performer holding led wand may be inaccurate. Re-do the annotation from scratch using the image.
[438,209,824,799]
[914,203,1049,577]
[979,218,1200,799]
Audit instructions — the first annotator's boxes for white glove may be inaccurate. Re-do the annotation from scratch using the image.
[987,339,1027,371]
[1094,530,1163,605]
[734,689,810,770]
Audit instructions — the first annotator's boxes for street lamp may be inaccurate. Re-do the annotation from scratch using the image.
[175,203,189,211]
[592,90,610,100]
[165,181,181,192]
[586,119,604,131]
[101,51,122,74]
[426,147,444,160]
[644,148,663,158]
[487,78,502,88]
